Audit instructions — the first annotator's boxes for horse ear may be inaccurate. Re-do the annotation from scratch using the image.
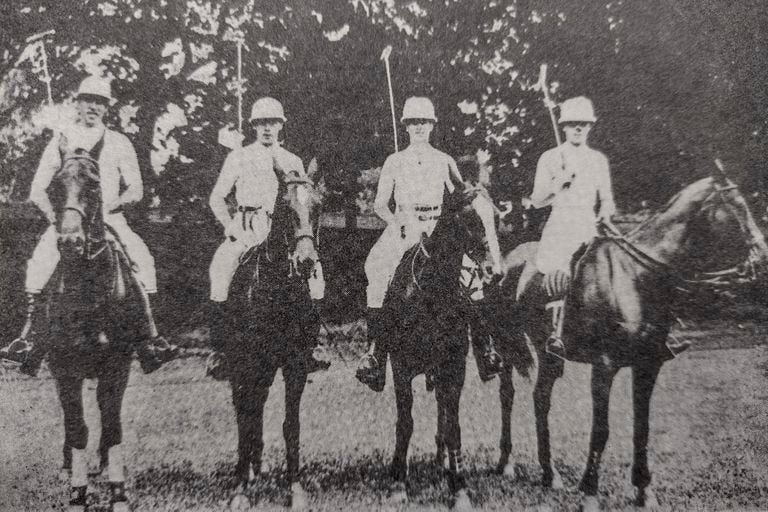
[712,158,729,185]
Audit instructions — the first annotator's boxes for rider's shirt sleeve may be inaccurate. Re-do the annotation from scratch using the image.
[210,150,239,226]
[596,154,616,218]
[117,134,143,205]
[279,150,306,177]
[530,150,557,208]
[29,137,61,207]
[373,154,397,223]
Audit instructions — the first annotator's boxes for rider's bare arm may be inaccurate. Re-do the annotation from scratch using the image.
[29,138,61,224]
[527,150,562,209]
[210,151,240,229]
[109,136,143,213]
[373,155,397,225]
[446,157,460,192]
[595,155,616,222]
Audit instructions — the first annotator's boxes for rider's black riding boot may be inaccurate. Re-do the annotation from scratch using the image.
[545,334,566,360]
[136,293,178,374]
[355,307,387,392]
[206,300,229,381]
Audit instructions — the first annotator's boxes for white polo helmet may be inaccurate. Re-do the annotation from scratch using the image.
[401,96,437,123]
[558,96,597,124]
[249,97,286,122]
[76,76,114,103]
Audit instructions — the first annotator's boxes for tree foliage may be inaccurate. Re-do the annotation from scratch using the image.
[0,0,765,215]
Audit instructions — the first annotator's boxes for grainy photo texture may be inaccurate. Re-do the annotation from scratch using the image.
[1,1,767,511]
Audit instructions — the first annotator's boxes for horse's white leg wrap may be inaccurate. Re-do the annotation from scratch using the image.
[108,444,125,482]
[71,448,88,487]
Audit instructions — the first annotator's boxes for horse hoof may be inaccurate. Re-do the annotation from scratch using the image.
[290,482,308,511]
[111,501,130,512]
[579,495,600,512]
[502,462,517,479]
[453,489,473,511]
[388,482,408,506]
[635,486,660,509]
[228,493,251,511]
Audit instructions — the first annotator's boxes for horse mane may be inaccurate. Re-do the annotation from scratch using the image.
[627,177,715,239]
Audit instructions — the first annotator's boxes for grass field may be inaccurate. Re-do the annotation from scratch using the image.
[1,325,768,511]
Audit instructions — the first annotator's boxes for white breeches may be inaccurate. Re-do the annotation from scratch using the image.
[536,207,597,274]
[208,209,271,302]
[25,215,157,293]
[365,217,438,308]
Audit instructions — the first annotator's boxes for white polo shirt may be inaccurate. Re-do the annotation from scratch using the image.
[29,123,142,221]
[374,144,457,223]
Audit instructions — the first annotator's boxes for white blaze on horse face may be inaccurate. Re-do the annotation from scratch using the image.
[296,184,309,206]
[472,193,502,277]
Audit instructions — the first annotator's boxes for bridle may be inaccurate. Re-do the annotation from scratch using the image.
[55,153,106,261]
[410,186,491,299]
[605,180,764,293]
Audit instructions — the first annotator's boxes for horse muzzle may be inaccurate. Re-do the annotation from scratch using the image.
[58,234,86,257]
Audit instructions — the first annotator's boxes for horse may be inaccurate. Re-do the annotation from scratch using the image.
[380,180,523,511]
[42,141,149,512]
[489,165,768,511]
[221,168,323,510]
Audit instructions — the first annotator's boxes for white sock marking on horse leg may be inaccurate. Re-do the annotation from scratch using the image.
[71,448,88,487]
[108,444,125,482]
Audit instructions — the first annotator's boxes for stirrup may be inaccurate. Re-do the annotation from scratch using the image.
[545,336,566,360]
[206,352,229,381]
[0,337,32,364]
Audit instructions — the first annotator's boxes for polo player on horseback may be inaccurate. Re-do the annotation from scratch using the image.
[207,97,329,379]
[518,96,615,358]
[0,76,177,375]
[522,96,691,359]
[355,96,503,392]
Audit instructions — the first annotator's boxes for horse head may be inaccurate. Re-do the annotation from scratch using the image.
[690,162,768,276]
[51,144,104,262]
[633,161,768,280]
[281,169,322,279]
[449,156,503,283]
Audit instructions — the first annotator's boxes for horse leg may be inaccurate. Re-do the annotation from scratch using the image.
[231,377,268,487]
[389,368,413,504]
[632,360,662,509]
[55,375,89,511]
[96,356,131,511]
[435,389,447,469]
[284,366,309,511]
[497,367,515,476]
[534,352,564,489]
[578,362,618,512]
[436,369,471,512]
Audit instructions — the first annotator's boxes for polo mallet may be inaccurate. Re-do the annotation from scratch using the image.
[16,29,55,104]
[534,63,561,148]
[380,46,398,152]
[218,30,246,149]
